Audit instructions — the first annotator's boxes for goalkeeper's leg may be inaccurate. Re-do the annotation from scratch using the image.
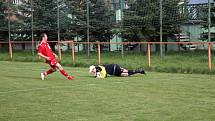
[121,68,146,76]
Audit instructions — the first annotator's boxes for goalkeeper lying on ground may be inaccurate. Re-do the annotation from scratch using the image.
[89,64,146,78]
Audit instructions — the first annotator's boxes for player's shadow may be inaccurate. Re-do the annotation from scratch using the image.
[5,75,39,80]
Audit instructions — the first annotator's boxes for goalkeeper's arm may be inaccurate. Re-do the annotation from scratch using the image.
[96,71,107,78]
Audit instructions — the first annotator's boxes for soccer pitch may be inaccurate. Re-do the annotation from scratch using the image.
[0,61,215,121]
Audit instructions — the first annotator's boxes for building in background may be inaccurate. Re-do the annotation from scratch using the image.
[175,0,215,50]
[181,0,215,42]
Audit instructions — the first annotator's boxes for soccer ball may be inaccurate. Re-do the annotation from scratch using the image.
[96,72,102,78]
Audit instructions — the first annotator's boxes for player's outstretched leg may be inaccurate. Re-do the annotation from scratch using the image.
[40,68,56,80]
[56,63,75,80]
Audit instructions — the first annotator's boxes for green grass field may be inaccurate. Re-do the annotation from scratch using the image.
[0,61,215,121]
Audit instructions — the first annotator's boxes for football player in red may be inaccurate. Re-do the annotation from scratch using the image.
[37,33,74,80]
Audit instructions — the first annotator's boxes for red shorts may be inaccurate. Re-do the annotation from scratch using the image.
[46,59,58,68]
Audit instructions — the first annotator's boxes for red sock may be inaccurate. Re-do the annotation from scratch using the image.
[44,69,55,76]
[60,69,69,77]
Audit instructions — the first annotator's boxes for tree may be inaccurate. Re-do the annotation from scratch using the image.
[0,0,22,40]
[76,0,114,42]
[2,0,114,44]
[210,5,215,27]
[90,0,114,42]
[1,0,59,41]
[0,1,8,40]
[123,0,184,43]
[13,0,84,42]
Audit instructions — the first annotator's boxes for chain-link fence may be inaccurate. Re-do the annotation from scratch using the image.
[0,0,215,72]
[1,0,214,52]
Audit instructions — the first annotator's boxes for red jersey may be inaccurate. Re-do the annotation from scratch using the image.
[38,41,56,60]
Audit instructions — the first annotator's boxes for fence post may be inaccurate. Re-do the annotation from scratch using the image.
[72,41,75,64]
[147,43,151,67]
[9,41,12,61]
[121,44,124,58]
[98,43,101,65]
[208,42,212,70]
[58,42,62,61]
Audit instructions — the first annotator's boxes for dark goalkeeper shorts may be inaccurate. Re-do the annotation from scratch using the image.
[112,64,123,76]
